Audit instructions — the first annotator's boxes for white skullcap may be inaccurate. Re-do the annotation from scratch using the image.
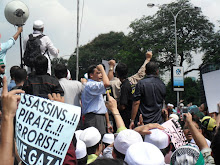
[125,142,165,165]
[114,129,143,155]
[102,133,114,145]
[179,103,184,107]
[75,130,83,140]
[33,20,44,29]
[144,129,170,149]
[167,103,174,107]
[79,127,101,147]
[75,140,87,159]
[169,114,179,121]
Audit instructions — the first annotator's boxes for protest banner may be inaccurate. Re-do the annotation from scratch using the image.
[202,69,220,113]
[15,94,81,165]
[162,118,188,149]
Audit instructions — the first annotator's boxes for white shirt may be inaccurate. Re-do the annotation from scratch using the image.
[59,78,83,106]
[23,30,59,75]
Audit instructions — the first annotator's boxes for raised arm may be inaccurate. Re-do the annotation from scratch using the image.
[13,27,23,41]
[128,51,152,84]
[185,113,208,150]
[97,64,110,88]
[0,77,24,165]
[105,91,125,130]
[107,60,116,81]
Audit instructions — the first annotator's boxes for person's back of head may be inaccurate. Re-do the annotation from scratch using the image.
[145,61,159,75]
[10,66,20,79]
[34,55,48,75]
[211,127,220,164]
[115,63,128,79]
[33,20,44,32]
[54,64,67,79]
[14,68,27,85]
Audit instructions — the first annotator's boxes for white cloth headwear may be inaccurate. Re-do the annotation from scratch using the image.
[114,129,143,154]
[144,128,170,149]
[169,114,179,121]
[125,142,165,165]
[33,20,44,29]
[75,130,83,140]
[75,140,87,159]
[102,133,114,145]
[79,127,101,147]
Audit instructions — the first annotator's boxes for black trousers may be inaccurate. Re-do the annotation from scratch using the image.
[83,113,106,136]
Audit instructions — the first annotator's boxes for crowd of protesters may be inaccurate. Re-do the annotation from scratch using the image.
[0,20,220,165]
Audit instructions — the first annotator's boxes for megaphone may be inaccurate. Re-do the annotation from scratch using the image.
[4,0,29,26]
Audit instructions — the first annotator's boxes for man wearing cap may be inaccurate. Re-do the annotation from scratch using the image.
[0,27,23,64]
[130,61,166,129]
[23,20,59,75]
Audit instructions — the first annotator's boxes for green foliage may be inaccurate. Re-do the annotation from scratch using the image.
[128,0,214,70]
[68,31,128,79]
[202,30,220,64]
[166,77,201,106]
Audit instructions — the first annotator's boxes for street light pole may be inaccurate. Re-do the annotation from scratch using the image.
[147,3,195,107]
[76,0,79,81]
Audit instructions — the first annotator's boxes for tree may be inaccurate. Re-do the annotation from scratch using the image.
[127,0,215,72]
[202,30,220,64]
[68,31,127,79]
[166,77,201,106]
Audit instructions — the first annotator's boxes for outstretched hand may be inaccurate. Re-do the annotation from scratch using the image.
[134,123,165,135]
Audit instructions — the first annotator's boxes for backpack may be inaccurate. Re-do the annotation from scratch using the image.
[23,34,47,68]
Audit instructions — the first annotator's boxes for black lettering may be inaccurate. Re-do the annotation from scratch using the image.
[44,136,52,149]
[20,94,27,104]
[41,135,48,147]
[50,138,58,151]
[21,126,28,139]
[60,109,67,121]
[23,110,29,122]
[18,108,26,119]
[52,106,62,119]
[35,132,44,146]
[26,95,34,107]
[28,130,37,142]
[45,103,52,115]
[31,99,40,110]
[25,112,34,124]
[40,117,49,129]
[32,116,41,128]
[49,105,55,116]
[39,101,46,112]
[45,120,53,132]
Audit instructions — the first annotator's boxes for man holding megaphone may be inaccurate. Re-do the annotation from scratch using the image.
[0,27,23,62]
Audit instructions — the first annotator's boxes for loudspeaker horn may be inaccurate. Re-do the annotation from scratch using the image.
[4,0,29,26]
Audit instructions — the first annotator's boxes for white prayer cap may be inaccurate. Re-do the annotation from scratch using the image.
[102,133,114,145]
[114,129,143,155]
[79,127,101,147]
[179,103,184,107]
[125,142,165,165]
[33,20,44,29]
[75,130,83,140]
[167,103,174,107]
[75,140,87,159]
[144,129,169,149]
[169,114,179,121]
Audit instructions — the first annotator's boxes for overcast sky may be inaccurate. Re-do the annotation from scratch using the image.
[0,0,220,79]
